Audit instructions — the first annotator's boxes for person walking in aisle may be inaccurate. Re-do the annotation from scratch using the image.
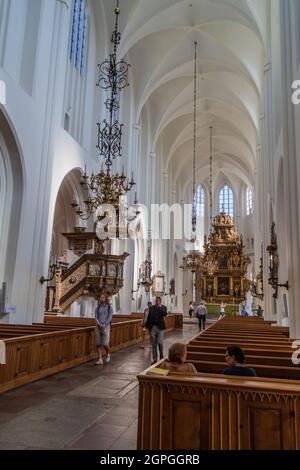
[240,304,248,317]
[196,302,207,331]
[146,296,168,364]
[94,294,113,365]
[188,301,194,319]
[140,301,152,349]
[219,302,226,318]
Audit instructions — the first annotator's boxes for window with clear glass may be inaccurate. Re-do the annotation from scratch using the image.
[69,0,88,76]
[219,185,234,217]
[246,187,254,215]
[194,185,205,217]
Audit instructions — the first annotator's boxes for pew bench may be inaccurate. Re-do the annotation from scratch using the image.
[186,350,295,367]
[190,359,300,379]
[187,343,293,358]
[0,317,144,393]
[137,369,300,450]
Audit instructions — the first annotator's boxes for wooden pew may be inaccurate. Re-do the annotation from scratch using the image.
[44,313,183,332]
[187,343,293,358]
[186,350,295,367]
[199,330,291,341]
[0,316,144,393]
[187,317,300,383]
[137,317,300,449]
[137,371,300,450]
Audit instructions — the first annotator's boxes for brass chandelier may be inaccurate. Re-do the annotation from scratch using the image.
[72,0,139,234]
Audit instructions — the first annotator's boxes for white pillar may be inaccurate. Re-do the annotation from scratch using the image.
[279,0,300,337]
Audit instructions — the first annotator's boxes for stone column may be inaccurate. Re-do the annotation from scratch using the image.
[28,0,71,323]
[132,124,141,199]
[279,0,300,337]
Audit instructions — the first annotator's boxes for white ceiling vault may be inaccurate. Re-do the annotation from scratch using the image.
[99,0,267,195]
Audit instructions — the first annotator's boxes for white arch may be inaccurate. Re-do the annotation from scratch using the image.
[0,108,24,304]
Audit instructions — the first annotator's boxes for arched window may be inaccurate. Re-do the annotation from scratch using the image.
[246,187,254,215]
[219,185,234,217]
[69,0,88,76]
[194,186,205,217]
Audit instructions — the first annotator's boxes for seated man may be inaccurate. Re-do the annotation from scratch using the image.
[160,343,197,373]
[222,346,257,377]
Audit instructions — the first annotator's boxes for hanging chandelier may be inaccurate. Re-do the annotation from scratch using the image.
[202,126,218,276]
[181,42,203,273]
[72,0,139,234]
[182,126,219,275]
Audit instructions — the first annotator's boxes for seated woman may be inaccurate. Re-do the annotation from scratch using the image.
[222,346,257,377]
[161,343,197,373]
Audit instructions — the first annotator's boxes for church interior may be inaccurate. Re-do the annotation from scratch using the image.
[1,0,300,453]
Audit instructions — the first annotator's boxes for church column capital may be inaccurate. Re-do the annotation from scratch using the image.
[150,152,156,160]
[133,124,141,132]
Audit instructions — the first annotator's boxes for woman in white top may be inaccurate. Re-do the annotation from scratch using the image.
[188,301,194,319]
[219,302,226,318]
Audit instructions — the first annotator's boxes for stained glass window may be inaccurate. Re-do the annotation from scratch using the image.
[194,186,205,217]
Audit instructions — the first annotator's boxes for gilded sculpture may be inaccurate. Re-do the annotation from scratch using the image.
[195,213,251,303]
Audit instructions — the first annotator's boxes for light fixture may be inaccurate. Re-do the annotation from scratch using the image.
[138,244,153,293]
[267,222,289,299]
[72,0,139,236]
[181,42,203,273]
[201,126,218,276]
[40,256,68,285]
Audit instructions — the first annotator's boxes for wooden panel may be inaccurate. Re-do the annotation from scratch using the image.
[137,375,300,450]
[39,340,51,370]
[239,398,296,450]
[249,407,282,450]
[70,332,85,359]
[16,343,31,377]
[171,400,202,449]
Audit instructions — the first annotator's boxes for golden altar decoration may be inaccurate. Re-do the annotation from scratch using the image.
[195,213,251,303]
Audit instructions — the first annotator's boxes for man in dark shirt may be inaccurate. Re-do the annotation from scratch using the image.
[222,346,257,377]
[146,296,168,364]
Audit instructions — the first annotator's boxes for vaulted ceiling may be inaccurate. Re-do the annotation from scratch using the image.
[100,0,266,195]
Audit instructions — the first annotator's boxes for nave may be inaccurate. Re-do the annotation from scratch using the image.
[0,322,199,450]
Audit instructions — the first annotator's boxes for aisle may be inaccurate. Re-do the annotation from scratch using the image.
[0,322,202,450]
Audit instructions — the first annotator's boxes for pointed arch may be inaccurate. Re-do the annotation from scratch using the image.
[0,108,24,303]
[219,184,234,217]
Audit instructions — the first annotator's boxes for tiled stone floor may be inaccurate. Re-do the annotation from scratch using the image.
[0,319,211,450]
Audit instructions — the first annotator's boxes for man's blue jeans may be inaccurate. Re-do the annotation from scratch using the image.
[150,325,164,363]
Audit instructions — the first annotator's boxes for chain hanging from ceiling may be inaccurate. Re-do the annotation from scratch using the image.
[181,42,203,273]
[96,0,130,170]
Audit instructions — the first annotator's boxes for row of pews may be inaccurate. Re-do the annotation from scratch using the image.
[0,313,183,393]
[137,316,300,450]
